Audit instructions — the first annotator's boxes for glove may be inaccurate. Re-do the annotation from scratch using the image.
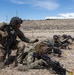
[30,39,39,43]
[34,39,39,43]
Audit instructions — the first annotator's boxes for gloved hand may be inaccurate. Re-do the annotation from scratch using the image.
[34,39,39,43]
[30,39,39,43]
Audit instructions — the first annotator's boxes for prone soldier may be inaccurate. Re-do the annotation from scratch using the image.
[43,39,62,57]
[52,35,61,48]
[60,34,71,49]
[18,42,66,75]
[52,34,72,49]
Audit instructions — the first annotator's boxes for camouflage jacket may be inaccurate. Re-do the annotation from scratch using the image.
[0,22,30,44]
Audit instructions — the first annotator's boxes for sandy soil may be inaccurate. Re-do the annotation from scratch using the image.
[0,29,74,75]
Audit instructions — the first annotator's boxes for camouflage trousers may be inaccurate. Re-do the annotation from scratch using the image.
[26,51,46,69]
[0,40,25,65]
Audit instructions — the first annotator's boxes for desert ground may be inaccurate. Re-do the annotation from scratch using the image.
[0,19,74,75]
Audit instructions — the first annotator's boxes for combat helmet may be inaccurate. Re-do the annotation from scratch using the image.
[10,16,23,26]
[53,35,59,40]
[62,34,67,38]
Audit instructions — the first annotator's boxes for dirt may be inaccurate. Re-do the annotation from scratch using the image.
[0,30,74,75]
[0,19,74,75]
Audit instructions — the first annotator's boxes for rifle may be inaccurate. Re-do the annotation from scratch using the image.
[4,25,16,64]
[33,53,66,75]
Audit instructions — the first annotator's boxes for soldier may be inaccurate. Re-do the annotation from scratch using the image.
[17,42,49,70]
[20,41,61,70]
[52,34,71,49]
[17,42,66,75]
[52,35,61,48]
[60,34,71,49]
[43,39,62,57]
[0,16,38,68]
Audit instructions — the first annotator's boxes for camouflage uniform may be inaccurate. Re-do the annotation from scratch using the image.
[26,51,45,69]
[60,34,71,49]
[60,34,72,44]
[0,18,32,66]
[52,35,61,48]
[25,42,49,69]
[43,38,62,56]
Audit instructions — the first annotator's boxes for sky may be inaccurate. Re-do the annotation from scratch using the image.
[0,0,74,22]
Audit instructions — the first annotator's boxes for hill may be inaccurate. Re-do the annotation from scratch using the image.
[21,19,74,30]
